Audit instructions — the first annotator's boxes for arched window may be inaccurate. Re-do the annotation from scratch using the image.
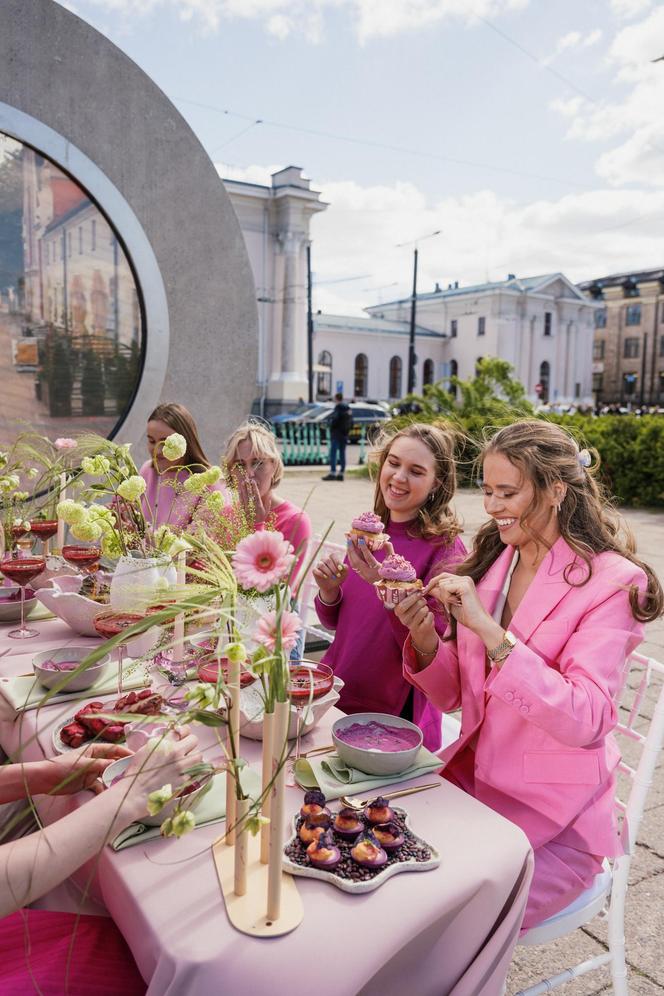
[388,356,402,398]
[539,360,550,404]
[423,358,434,386]
[317,349,332,398]
[354,353,368,398]
[475,356,484,377]
[449,359,458,399]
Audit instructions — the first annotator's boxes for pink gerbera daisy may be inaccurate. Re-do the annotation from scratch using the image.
[254,609,302,653]
[232,531,295,593]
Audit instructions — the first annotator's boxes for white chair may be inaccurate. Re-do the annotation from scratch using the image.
[514,651,664,996]
[296,534,346,651]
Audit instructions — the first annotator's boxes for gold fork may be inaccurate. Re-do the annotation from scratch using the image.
[339,780,441,810]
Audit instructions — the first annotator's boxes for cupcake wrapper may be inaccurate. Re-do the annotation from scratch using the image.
[373,581,421,609]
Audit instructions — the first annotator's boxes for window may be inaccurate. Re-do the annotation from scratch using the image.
[592,372,603,394]
[625,304,641,326]
[595,309,607,329]
[659,372,664,400]
[538,361,550,404]
[477,316,486,336]
[0,129,144,442]
[624,337,640,359]
[316,350,332,397]
[450,319,457,338]
[91,219,96,251]
[661,302,664,323]
[623,372,637,397]
[660,337,664,357]
[449,359,458,398]
[388,356,402,398]
[544,312,552,337]
[354,353,368,398]
[593,340,605,361]
[422,358,434,386]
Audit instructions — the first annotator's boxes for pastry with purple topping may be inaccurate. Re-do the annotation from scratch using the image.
[350,832,388,869]
[364,797,395,825]
[300,789,331,827]
[332,806,364,840]
[299,821,326,845]
[306,830,341,870]
[371,822,405,852]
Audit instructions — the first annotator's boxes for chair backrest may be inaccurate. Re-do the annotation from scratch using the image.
[296,534,346,648]
[613,651,664,853]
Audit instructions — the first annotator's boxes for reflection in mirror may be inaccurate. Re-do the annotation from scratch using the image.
[0,131,143,448]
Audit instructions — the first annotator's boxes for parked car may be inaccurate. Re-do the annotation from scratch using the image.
[270,403,332,436]
[304,402,391,443]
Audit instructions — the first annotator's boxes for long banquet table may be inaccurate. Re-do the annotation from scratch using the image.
[0,620,534,996]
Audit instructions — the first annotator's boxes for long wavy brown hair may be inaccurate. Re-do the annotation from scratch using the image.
[371,420,462,543]
[148,402,210,470]
[457,420,663,623]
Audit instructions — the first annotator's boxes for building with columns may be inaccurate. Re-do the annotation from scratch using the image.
[363,272,597,405]
[223,166,326,416]
[577,268,664,406]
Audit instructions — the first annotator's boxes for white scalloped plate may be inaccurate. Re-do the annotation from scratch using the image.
[282,806,440,894]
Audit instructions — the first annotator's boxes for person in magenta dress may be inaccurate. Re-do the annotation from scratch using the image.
[139,402,224,531]
[0,733,201,994]
[222,421,312,585]
[313,422,466,751]
[395,420,663,929]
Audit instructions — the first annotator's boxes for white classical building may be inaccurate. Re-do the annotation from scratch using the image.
[363,273,597,405]
[223,167,326,415]
[223,169,596,409]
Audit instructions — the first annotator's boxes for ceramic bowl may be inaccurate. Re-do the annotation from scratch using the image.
[34,575,111,636]
[32,646,112,691]
[332,712,423,776]
[0,585,37,623]
[101,754,213,826]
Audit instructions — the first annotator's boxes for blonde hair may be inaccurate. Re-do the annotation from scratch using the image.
[370,420,462,542]
[224,421,284,489]
[458,419,663,624]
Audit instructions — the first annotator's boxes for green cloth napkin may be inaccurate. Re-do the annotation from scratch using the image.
[294,747,442,800]
[0,658,149,715]
[110,767,262,850]
[27,602,56,621]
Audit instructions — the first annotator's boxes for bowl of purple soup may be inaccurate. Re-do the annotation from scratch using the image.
[332,712,423,776]
[32,646,111,692]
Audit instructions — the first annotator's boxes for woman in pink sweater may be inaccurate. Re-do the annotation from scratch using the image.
[313,422,466,751]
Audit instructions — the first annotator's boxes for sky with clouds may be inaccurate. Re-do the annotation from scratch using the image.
[56,0,664,314]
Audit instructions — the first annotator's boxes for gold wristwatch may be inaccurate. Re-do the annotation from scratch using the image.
[487,630,517,664]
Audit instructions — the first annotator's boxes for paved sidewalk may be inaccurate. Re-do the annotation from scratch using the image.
[281,469,664,995]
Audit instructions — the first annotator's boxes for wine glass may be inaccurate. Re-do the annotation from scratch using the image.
[62,544,102,577]
[0,554,46,639]
[93,609,146,694]
[286,660,334,787]
[30,519,59,557]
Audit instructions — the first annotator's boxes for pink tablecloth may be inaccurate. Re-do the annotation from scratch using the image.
[0,620,534,996]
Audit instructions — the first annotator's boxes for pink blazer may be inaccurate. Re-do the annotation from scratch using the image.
[404,537,647,856]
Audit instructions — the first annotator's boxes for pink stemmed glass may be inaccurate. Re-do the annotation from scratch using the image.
[94,610,146,695]
[62,544,102,577]
[0,555,46,639]
[286,660,334,787]
[30,519,59,557]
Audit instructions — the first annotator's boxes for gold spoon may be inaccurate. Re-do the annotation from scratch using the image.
[339,780,441,810]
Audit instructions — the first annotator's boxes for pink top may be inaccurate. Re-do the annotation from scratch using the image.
[315,518,466,751]
[351,511,384,534]
[379,553,417,582]
[268,499,312,585]
[139,461,225,531]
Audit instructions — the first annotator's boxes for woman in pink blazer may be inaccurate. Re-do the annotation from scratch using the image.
[395,420,663,929]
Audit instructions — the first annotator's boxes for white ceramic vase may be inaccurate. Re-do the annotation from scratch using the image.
[110,554,177,612]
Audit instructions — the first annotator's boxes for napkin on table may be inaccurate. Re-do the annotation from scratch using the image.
[110,767,262,850]
[0,658,150,716]
[294,747,442,800]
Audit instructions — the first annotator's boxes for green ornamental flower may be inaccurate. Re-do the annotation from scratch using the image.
[205,490,224,511]
[225,642,247,665]
[170,810,196,837]
[162,433,187,462]
[56,499,88,525]
[71,518,103,542]
[0,473,20,492]
[101,531,124,558]
[184,683,217,708]
[146,783,173,816]
[246,814,270,836]
[81,455,111,476]
[117,475,147,501]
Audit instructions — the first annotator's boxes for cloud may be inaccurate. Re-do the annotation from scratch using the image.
[543,28,602,65]
[59,0,529,41]
[610,0,652,20]
[218,164,664,314]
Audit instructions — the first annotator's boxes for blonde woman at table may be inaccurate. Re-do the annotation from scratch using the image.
[314,422,466,751]
[140,402,224,530]
[0,733,201,994]
[395,420,663,930]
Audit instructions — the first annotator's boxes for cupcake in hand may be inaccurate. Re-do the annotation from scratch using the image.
[346,512,389,552]
[374,554,422,609]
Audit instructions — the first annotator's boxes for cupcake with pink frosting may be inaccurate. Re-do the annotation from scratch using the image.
[347,511,389,551]
[374,554,422,609]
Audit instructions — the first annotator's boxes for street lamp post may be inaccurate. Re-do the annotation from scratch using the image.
[396,230,441,396]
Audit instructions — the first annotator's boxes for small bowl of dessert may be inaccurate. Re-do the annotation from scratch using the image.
[332,711,423,776]
[32,645,111,692]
